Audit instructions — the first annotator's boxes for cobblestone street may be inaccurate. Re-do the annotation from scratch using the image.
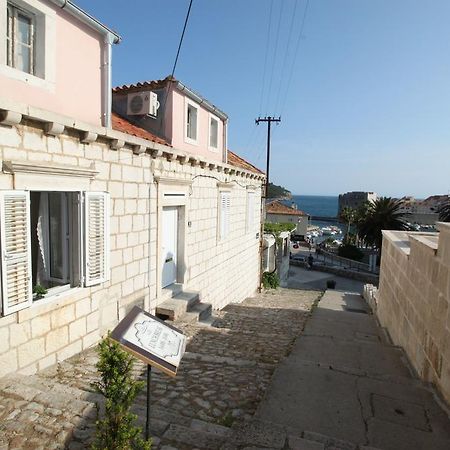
[0,288,319,449]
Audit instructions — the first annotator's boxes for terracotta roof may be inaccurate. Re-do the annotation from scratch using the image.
[113,76,174,93]
[266,201,307,216]
[111,113,169,146]
[227,150,264,175]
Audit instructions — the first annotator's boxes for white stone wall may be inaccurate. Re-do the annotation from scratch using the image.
[0,118,263,377]
[377,224,450,404]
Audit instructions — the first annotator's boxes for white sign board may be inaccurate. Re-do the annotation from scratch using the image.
[111,306,186,377]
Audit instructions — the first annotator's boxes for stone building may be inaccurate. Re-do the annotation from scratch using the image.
[338,191,377,215]
[0,0,264,377]
[373,223,450,404]
[266,200,308,238]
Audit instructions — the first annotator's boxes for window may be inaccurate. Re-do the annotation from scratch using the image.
[209,116,218,149]
[219,191,231,240]
[246,191,255,232]
[0,190,110,315]
[7,2,35,75]
[186,101,198,143]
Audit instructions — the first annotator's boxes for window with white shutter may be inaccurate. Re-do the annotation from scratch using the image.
[84,192,110,286]
[246,191,255,232]
[219,191,231,240]
[0,190,32,315]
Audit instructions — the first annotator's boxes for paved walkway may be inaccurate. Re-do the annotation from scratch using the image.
[288,264,365,292]
[1,288,450,449]
[256,290,450,450]
[0,289,318,449]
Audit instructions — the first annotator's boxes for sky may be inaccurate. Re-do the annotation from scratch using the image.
[76,0,450,198]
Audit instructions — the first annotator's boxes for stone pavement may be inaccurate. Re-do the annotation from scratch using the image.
[256,289,450,450]
[0,288,319,449]
[288,264,365,293]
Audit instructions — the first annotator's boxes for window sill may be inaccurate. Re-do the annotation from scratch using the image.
[0,64,55,92]
[184,136,199,146]
[17,286,84,322]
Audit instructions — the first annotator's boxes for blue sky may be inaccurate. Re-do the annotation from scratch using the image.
[76,0,450,198]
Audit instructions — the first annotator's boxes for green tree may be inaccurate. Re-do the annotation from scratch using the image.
[438,198,450,222]
[91,335,152,450]
[357,197,407,251]
[339,207,355,242]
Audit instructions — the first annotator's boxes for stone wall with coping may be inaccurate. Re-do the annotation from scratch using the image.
[377,224,450,404]
[0,115,263,378]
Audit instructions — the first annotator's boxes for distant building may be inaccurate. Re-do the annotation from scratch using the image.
[338,191,377,215]
[266,201,309,238]
[397,195,448,225]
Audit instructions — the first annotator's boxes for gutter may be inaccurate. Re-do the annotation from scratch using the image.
[50,1,121,44]
[176,81,228,121]
[50,1,121,128]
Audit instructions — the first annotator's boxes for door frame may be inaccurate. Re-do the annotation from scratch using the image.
[155,177,190,301]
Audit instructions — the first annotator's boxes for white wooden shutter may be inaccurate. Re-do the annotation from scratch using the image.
[0,191,32,315]
[247,192,255,231]
[84,192,110,286]
[220,192,231,239]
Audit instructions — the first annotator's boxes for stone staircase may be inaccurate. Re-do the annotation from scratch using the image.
[155,283,212,323]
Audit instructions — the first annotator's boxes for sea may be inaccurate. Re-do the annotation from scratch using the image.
[281,195,344,239]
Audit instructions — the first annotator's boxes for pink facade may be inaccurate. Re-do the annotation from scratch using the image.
[169,88,225,163]
[0,0,111,126]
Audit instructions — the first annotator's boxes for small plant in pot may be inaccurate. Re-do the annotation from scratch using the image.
[326,279,336,289]
[33,284,48,300]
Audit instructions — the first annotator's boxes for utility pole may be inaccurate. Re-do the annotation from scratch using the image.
[255,116,281,198]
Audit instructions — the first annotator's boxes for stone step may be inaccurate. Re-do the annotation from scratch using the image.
[178,302,212,324]
[155,290,200,320]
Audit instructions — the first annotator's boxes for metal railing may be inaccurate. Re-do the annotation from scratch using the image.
[315,248,379,274]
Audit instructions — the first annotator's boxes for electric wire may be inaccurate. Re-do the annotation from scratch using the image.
[265,0,284,115]
[258,0,274,115]
[279,0,310,117]
[273,0,300,115]
[170,0,194,78]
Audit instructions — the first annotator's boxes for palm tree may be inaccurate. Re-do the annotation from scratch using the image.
[438,197,450,222]
[339,207,355,242]
[357,197,408,251]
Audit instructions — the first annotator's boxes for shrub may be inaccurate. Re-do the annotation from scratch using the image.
[91,335,152,450]
[262,272,280,289]
[337,243,364,262]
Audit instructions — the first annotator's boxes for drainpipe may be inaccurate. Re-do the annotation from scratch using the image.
[223,119,228,163]
[102,36,113,128]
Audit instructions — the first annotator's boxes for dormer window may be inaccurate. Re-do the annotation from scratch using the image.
[7,2,35,75]
[209,116,218,150]
[185,99,199,144]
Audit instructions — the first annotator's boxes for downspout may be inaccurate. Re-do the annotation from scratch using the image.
[223,119,228,164]
[102,37,113,128]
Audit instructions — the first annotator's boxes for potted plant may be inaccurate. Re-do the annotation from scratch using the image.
[326,279,336,289]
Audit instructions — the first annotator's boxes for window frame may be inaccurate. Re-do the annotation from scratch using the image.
[208,114,219,151]
[246,190,255,233]
[7,2,35,75]
[185,98,199,145]
[0,189,110,316]
[218,190,231,241]
[0,0,56,89]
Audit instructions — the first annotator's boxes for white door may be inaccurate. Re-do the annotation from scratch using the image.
[162,207,178,288]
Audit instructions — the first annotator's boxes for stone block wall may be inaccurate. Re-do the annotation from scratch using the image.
[0,116,263,377]
[377,224,450,404]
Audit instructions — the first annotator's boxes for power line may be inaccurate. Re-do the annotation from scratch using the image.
[279,0,310,117]
[258,0,274,115]
[170,0,194,78]
[273,0,300,115]
[265,0,284,115]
